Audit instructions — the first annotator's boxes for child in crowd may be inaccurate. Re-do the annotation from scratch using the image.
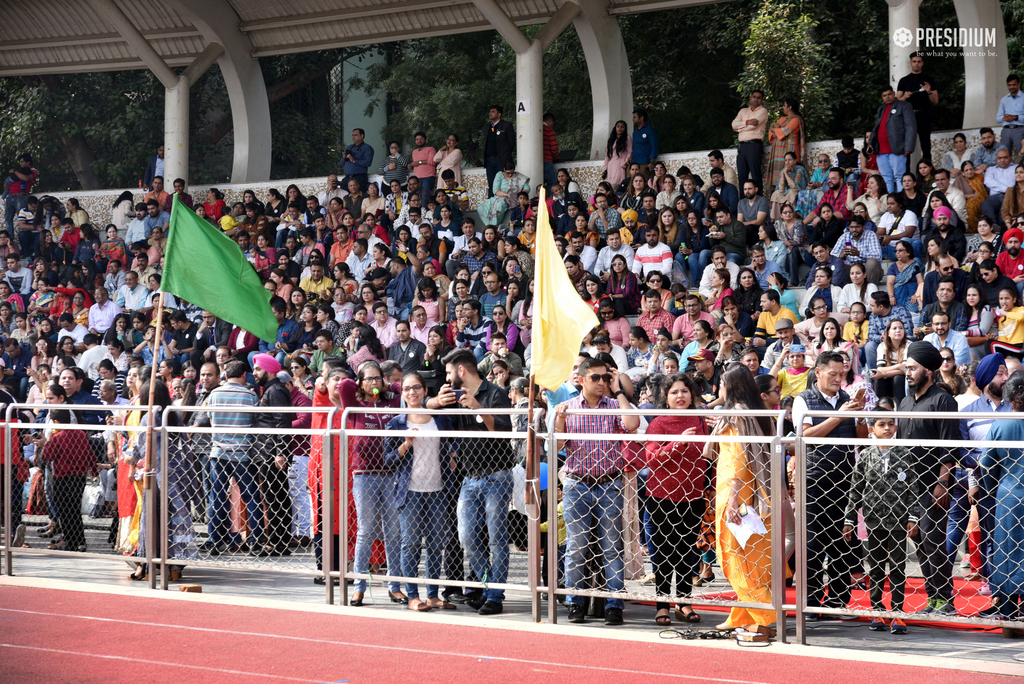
[842,406,921,635]
[843,302,869,364]
[509,191,530,233]
[771,342,810,398]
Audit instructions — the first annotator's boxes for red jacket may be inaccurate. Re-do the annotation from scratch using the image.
[644,414,708,502]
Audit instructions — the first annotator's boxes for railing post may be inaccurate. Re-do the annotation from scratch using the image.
[324,407,337,605]
[546,427,559,625]
[160,419,170,591]
[794,430,808,645]
[771,411,786,643]
[2,410,11,576]
[146,407,161,590]
[527,427,541,623]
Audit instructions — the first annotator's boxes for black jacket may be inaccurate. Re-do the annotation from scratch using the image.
[386,339,427,374]
[481,118,515,166]
[254,378,293,457]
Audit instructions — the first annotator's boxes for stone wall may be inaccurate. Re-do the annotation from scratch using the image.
[2,127,995,229]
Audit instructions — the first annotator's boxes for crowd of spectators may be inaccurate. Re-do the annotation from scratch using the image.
[4,58,1024,632]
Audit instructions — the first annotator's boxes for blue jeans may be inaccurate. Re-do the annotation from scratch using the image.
[876,153,908,199]
[457,469,512,603]
[726,253,743,265]
[5,194,27,234]
[676,251,709,288]
[17,230,37,260]
[209,457,264,547]
[543,161,558,189]
[275,228,294,250]
[400,489,447,600]
[864,339,879,371]
[563,476,625,609]
[352,472,401,593]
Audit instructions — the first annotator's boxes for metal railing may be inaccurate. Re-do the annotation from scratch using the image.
[3,401,1020,640]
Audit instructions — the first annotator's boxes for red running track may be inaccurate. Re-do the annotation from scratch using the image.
[0,586,1014,684]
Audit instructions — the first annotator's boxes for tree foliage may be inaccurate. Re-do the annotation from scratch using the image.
[733,1,833,141]
[349,27,593,165]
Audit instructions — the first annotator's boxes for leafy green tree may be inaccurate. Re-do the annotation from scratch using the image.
[733,0,833,141]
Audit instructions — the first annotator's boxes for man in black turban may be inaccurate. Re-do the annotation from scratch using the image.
[898,340,961,615]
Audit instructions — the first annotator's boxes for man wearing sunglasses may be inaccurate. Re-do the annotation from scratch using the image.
[920,254,970,309]
[554,357,639,626]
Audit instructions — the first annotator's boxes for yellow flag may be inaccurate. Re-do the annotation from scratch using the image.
[531,187,599,390]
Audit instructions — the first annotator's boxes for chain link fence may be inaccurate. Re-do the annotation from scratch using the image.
[796,408,1024,639]
[4,401,1022,639]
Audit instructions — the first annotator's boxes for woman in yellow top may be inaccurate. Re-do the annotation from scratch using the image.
[706,366,777,638]
[990,286,1024,358]
[65,198,90,228]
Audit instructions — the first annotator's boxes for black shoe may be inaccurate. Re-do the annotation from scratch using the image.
[200,541,227,556]
[313,575,340,586]
[567,604,586,623]
[466,595,486,611]
[248,545,273,558]
[443,590,468,604]
[604,608,623,625]
[478,601,503,616]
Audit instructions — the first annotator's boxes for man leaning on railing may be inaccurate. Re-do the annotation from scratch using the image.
[792,350,867,619]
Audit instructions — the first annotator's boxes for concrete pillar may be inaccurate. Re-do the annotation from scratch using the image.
[954,0,1009,129]
[164,78,191,185]
[170,0,272,183]
[573,0,633,160]
[887,0,921,89]
[515,42,545,194]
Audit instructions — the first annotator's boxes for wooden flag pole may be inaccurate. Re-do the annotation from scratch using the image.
[142,291,166,492]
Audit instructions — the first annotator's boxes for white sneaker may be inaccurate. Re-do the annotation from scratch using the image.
[13,524,25,547]
[980,582,992,597]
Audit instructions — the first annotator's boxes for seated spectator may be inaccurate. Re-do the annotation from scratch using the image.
[804,242,848,289]
[697,246,740,300]
[831,215,883,284]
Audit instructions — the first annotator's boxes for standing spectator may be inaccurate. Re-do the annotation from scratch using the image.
[195,359,264,555]
[554,356,639,625]
[482,105,515,197]
[997,74,1024,154]
[603,120,632,188]
[731,90,768,193]
[407,132,437,204]
[896,52,938,163]
[433,134,464,185]
[542,113,560,188]
[793,351,867,616]
[631,108,659,175]
[142,145,163,190]
[869,86,917,198]
[706,366,778,635]
[378,141,410,191]
[4,154,38,234]
[842,408,920,632]
[252,353,295,556]
[643,372,708,625]
[431,349,516,615]
[341,128,374,191]
[897,342,961,616]
[766,99,805,192]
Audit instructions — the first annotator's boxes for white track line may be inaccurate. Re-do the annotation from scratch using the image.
[0,607,771,684]
[0,643,321,682]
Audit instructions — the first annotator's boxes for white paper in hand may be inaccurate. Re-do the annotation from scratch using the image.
[725,508,768,549]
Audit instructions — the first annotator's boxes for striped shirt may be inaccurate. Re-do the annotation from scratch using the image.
[561,395,628,478]
[205,381,257,460]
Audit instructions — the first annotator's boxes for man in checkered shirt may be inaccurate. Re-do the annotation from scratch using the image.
[553,356,639,626]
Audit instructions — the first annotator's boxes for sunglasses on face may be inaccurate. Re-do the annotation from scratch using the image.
[588,373,613,384]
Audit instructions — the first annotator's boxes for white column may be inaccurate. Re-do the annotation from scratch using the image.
[574,0,633,159]
[515,42,545,193]
[954,0,1009,128]
[164,78,191,185]
[887,0,921,89]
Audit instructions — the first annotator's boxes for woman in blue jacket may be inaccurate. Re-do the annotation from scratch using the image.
[384,372,459,611]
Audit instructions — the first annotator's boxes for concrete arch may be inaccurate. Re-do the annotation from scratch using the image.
[169,0,272,183]
[574,0,633,160]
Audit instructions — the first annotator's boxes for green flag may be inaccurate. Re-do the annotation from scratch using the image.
[162,195,278,342]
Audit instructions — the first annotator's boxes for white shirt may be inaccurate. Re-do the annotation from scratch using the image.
[984,164,1016,195]
[594,243,636,274]
[408,417,443,492]
[88,299,122,333]
[697,261,740,299]
[572,245,598,273]
[80,344,107,380]
[586,344,629,372]
[876,210,919,239]
[346,251,374,282]
[58,324,88,345]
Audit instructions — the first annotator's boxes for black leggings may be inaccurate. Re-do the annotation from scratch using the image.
[54,475,86,549]
[645,496,705,611]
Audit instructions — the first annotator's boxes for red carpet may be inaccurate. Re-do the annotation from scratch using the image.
[0,585,1015,684]
[693,577,1000,632]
